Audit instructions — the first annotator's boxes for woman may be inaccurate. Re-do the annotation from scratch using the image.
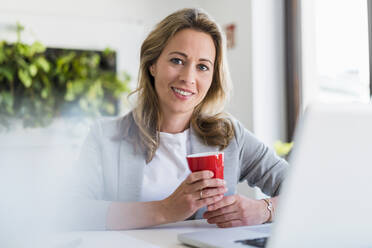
[72,8,288,230]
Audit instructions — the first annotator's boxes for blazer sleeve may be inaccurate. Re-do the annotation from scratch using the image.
[66,121,112,230]
[234,120,289,196]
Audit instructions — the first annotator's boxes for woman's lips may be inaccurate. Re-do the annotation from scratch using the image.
[171,87,195,99]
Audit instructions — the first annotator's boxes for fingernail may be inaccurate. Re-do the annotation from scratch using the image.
[210,171,214,177]
[218,179,225,185]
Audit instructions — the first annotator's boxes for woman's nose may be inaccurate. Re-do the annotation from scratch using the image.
[179,65,196,84]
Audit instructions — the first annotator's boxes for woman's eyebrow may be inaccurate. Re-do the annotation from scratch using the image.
[168,51,214,66]
[169,51,188,58]
[199,58,214,66]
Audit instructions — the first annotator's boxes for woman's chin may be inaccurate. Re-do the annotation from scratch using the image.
[166,107,195,116]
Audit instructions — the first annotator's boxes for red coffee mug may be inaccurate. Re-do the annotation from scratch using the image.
[186,152,224,179]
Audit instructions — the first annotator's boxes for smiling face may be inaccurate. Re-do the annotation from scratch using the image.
[150,28,216,119]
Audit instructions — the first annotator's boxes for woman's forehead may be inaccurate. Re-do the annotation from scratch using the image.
[162,29,216,62]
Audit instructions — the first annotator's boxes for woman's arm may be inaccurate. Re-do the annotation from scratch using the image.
[203,195,279,228]
[233,119,289,197]
[106,200,167,230]
[107,170,227,230]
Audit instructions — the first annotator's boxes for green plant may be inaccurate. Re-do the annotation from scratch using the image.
[274,140,294,157]
[0,23,131,129]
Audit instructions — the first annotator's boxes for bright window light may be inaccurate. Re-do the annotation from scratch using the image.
[302,0,370,107]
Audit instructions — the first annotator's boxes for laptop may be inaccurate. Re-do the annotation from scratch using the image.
[178,103,372,247]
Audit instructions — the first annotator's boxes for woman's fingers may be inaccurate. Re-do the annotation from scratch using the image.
[191,186,227,201]
[185,170,214,184]
[170,171,228,218]
[164,171,227,222]
[206,211,240,224]
[216,219,244,228]
[203,203,236,219]
[202,194,266,227]
[191,178,226,191]
[184,171,226,195]
[207,195,236,211]
[202,186,227,197]
[196,194,224,208]
[198,186,227,199]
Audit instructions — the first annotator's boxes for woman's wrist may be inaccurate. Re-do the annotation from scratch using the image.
[259,199,271,223]
[261,198,274,223]
[260,197,278,224]
[155,199,173,224]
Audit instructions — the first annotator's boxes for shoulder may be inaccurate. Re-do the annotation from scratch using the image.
[227,115,245,136]
[225,115,261,147]
[224,115,247,137]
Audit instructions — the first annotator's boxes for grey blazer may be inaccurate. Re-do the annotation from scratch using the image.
[71,112,288,230]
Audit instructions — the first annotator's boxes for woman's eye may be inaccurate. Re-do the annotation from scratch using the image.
[198,64,209,71]
[170,58,183,65]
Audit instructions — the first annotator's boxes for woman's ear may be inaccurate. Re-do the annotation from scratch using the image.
[149,64,156,76]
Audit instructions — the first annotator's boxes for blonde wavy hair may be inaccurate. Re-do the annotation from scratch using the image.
[129,8,234,163]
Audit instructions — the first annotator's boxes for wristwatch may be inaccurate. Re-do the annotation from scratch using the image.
[262,198,274,223]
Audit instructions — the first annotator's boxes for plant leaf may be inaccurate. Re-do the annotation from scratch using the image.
[274,141,294,157]
[57,52,75,69]
[16,43,29,57]
[90,54,100,68]
[29,64,38,77]
[0,45,6,63]
[18,69,32,88]
[0,66,14,82]
[35,57,50,72]
[103,47,113,56]
[30,41,45,54]
[41,88,48,99]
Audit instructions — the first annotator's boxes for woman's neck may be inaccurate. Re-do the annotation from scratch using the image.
[159,112,192,134]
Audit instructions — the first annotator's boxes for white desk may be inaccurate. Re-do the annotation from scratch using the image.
[54,220,217,248]
[123,219,217,247]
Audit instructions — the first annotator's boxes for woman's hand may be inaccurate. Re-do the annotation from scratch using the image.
[160,170,227,223]
[203,194,271,228]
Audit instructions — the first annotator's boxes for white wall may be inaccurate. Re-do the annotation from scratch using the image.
[251,0,287,145]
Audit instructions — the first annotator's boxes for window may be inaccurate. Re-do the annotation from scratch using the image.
[301,0,370,108]
[285,0,371,140]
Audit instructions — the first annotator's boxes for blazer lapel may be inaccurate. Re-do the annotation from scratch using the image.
[117,139,146,202]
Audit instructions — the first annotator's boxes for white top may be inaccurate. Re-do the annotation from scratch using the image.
[140,129,191,202]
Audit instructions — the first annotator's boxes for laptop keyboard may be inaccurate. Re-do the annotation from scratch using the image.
[234,237,268,247]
